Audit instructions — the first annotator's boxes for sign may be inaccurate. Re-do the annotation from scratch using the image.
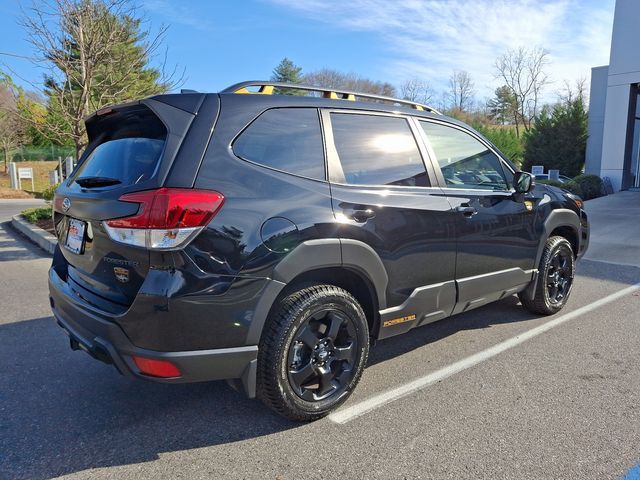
[18,168,33,179]
[531,165,544,175]
[49,170,60,185]
[548,169,560,180]
[17,167,35,191]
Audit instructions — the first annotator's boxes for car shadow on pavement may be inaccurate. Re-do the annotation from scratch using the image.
[0,222,51,262]
[368,295,534,367]
[0,248,48,262]
[368,257,640,367]
[0,317,297,480]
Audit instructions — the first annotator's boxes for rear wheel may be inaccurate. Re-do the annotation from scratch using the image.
[257,284,369,421]
[519,236,575,315]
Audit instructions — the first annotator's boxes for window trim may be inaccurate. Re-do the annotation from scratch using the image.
[230,107,328,183]
[413,117,517,193]
[321,108,440,190]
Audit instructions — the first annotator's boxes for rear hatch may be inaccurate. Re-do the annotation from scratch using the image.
[53,98,199,311]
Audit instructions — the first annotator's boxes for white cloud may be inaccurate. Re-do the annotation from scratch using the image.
[266,0,614,100]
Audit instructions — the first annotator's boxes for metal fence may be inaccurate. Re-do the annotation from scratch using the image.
[12,145,75,162]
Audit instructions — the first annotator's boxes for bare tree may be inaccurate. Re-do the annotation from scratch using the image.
[558,78,587,106]
[494,46,550,137]
[303,69,396,97]
[448,70,475,112]
[0,80,24,173]
[400,78,434,105]
[20,0,181,157]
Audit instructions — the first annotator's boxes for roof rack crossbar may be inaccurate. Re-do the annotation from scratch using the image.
[221,81,441,114]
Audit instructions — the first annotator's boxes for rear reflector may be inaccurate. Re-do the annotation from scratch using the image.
[104,188,224,250]
[132,356,181,378]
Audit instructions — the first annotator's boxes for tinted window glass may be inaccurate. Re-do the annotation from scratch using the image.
[72,108,166,186]
[330,113,428,187]
[233,108,324,180]
[420,121,509,190]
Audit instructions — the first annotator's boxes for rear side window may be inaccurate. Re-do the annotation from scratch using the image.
[330,113,428,187]
[233,108,325,180]
[71,107,166,187]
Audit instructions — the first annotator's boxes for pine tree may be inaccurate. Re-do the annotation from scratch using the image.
[271,58,304,95]
[487,85,517,125]
[23,0,175,157]
[523,96,588,177]
[271,58,303,84]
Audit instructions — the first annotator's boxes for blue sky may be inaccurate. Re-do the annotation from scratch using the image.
[0,0,615,102]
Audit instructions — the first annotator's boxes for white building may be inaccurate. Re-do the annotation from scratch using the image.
[586,0,640,191]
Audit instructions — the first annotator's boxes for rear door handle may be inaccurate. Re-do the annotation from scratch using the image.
[348,208,376,223]
[455,205,477,217]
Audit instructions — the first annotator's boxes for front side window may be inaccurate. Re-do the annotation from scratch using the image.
[233,108,325,180]
[420,121,509,190]
[330,113,429,187]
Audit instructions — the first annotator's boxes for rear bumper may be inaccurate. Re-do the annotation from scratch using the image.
[49,268,258,393]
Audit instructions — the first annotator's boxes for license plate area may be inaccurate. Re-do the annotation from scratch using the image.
[64,218,87,254]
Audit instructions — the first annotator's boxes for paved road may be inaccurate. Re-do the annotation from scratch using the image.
[0,199,46,223]
[1,196,639,479]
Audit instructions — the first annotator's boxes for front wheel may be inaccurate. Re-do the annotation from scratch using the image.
[519,236,575,315]
[257,284,369,421]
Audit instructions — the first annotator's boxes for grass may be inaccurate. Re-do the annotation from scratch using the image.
[21,205,55,234]
[0,187,33,199]
[0,161,60,193]
[22,206,53,223]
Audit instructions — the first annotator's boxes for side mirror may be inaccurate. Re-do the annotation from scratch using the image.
[513,171,535,194]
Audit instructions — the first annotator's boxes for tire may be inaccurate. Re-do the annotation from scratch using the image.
[519,236,576,315]
[257,284,369,421]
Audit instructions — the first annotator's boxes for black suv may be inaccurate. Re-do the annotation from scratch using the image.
[49,81,589,421]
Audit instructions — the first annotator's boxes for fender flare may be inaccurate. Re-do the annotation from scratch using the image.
[523,208,581,301]
[246,238,388,347]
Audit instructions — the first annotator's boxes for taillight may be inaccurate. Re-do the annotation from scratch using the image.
[103,188,224,250]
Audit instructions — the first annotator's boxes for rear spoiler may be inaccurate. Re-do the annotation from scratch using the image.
[84,93,206,140]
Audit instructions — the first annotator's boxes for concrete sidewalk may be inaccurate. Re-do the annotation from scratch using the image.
[583,190,640,267]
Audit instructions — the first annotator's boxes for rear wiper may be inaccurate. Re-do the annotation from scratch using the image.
[75,176,121,188]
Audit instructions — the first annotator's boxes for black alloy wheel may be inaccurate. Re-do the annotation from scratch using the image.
[546,248,573,305]
[519,235,575,315]
[287,308,358,401]
[257,284,369,421]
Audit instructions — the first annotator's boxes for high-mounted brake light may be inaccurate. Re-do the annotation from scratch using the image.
[103,188,224,250]
[96,107,114,116]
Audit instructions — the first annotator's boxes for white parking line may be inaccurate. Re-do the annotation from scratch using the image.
[329,282,640,424]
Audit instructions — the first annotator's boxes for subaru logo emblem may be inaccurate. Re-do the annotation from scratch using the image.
[62,197,71,212]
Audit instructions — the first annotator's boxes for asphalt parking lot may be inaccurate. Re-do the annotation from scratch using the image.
[1,195,639,480]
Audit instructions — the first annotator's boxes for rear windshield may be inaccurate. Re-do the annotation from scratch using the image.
[71,106,167,187]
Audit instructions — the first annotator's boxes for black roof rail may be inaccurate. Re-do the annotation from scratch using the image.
[221,80,441,114]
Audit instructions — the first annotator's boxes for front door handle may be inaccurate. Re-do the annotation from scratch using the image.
[455,205,477,217]
[348,208,376,223]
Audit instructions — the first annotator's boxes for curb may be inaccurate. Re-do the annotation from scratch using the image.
[11,214,57,255]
